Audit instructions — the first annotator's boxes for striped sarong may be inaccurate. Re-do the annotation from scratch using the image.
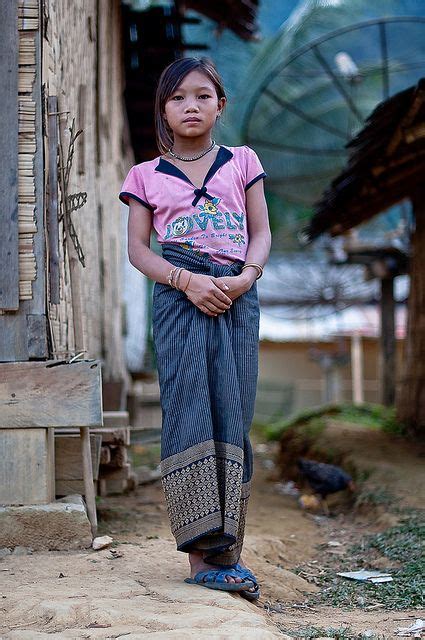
[152,242,260,565]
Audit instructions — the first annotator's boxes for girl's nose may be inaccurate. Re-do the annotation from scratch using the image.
[185,102,199,112]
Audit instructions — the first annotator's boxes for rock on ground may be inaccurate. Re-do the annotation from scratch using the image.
[0,538,288,639]
[0,495,91,551]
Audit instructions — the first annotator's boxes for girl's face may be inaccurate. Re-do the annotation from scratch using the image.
[163,70,225,141]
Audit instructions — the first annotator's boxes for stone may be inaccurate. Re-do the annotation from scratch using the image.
[92,535,113,550]
[0,494,92,550]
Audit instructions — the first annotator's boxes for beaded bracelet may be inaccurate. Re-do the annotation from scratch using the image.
[241,262,263,279]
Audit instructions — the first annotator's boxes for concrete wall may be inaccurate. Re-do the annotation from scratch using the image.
[259,336,405,414]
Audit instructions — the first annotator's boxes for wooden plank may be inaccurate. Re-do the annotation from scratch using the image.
[0,312,28,361]
[55,426,130,445]
[0,428,55,505]
[28,15,46,317]
[351,333,364,405]
[103,410,129,427]
[55,433,102,480]
[380,277,396,406]
[80,426,98,536]
[0,360,103,427]
[47,95,60,304]
[27,313,48,358]
[56,478,97,497]
[0,1,19,310]
[46,427,55,502]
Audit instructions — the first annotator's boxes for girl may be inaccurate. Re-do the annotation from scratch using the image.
[119,57,271,600]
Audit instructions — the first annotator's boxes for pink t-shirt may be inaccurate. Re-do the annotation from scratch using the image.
[119,145,267,265]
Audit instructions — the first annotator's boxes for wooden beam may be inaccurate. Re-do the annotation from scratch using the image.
[27,313,48,358]
[380,277,396,406]
[55,433,102,481]
[47,96,60,304]
[396,189,425,436]
[0,1,19,310]
[103,410,129,427]
[0,360,103,428]
[0,428,55,505]
[351,333,364,405]
[81,426,98,535]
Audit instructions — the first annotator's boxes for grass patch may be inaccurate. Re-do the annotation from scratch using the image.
[277,626,385,639]
[354,487,396,509]
[264,403,405,441]
[301,511,425,611]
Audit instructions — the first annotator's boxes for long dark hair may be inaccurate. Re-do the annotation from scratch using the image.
[154,57,226,154]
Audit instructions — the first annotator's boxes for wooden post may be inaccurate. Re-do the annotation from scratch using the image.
[0,1,19,310]
[47,96,60,304]
[396,189,425,436]
[80,426,98,536]
[380,276,396,406]
[351,332,364,404]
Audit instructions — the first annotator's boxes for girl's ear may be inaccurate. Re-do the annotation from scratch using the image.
[217,96,226,116]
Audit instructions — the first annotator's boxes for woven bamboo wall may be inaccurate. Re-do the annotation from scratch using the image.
[42,0,133,381]
[17,0,38,301]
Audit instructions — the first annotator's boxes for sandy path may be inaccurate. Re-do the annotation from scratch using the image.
[0,538,285,638]
[1,426,423,639]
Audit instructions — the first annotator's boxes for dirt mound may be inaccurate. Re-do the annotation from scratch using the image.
[275,419,425,512]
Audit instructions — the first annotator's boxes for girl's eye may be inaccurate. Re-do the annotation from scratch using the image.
[199,94,211,99]
[171,95,183,100]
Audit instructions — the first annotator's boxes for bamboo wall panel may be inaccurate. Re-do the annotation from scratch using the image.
[0,1,19,310]
[42,0,131,382]
[17,0,38,302]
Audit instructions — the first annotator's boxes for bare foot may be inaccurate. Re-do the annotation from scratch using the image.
[188,551,243,584]
[233,556,257,593]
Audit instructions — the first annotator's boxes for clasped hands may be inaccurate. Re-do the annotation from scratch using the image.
[182,271,255,317]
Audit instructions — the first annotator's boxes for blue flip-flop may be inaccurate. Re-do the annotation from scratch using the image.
[231,564,261,601]
[184,567,255,592]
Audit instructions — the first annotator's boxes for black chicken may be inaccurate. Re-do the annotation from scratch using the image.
[297,458,356,514]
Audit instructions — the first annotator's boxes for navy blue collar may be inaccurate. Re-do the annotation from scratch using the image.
[155,145,233,189]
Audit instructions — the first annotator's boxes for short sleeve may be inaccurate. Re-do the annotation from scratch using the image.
[244,146,267,191]
[119,165,154,211]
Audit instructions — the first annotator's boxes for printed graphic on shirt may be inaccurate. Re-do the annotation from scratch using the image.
[163,197,246,257]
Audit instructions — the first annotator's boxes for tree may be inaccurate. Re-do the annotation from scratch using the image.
[396,189,425,439]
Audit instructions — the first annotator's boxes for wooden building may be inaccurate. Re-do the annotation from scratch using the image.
[1,0,130,395]
[304,79,425,435]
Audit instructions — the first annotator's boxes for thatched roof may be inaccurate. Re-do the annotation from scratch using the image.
[304,78,425,242]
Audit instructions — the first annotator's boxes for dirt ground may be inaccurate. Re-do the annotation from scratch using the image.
[0,422,424,639]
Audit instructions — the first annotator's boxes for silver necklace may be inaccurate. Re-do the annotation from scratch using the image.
[168,139,216,162]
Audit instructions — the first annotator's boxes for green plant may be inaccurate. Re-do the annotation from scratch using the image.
[277,626,386,639]
[264,403,406,441]
[305,511,425,610]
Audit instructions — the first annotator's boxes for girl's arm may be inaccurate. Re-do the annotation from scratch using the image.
[127,199,232,317]
[216,178,271,297]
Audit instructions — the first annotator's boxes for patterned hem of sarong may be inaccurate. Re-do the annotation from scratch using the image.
[152,242,260,565]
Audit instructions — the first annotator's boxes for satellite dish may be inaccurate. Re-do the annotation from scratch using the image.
[258,255,380,320]
[241,11,425,209]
